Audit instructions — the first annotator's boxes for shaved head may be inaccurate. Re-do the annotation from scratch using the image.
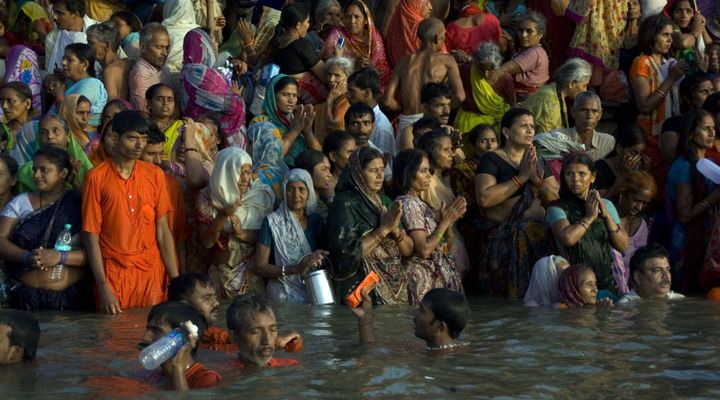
[418,18,445,44]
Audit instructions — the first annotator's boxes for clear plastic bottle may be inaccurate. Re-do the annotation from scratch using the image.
[138,321,199,370]
[51,224,73,281]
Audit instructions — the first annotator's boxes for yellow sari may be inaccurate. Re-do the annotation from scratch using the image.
[162,119,185,161]
[453,64,509,134]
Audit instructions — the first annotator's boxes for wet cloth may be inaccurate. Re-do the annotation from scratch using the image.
[523,255,567,307]
[200,326,238,352]
[559,264,588,307]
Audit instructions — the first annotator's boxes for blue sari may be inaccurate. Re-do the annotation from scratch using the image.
[64,77,108,126]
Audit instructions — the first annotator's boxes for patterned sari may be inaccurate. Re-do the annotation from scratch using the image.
[3,46,43,113]
[386,0,429,67]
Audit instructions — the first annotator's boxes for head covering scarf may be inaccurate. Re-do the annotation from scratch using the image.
[162,0,200,74]
[167,122,216,177]
[559,265,589,307]
[64,78,108,128]
[386,0,430,66]
[3,46,42,113]
[59,94,91,147]
[209,147,274,229]
[340,149,385,212]
[182,28,216,67]
[262,73,292,132]
[524,255,568,306]
[12,2,50,44]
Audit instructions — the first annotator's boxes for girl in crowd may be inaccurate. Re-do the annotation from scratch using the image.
[306,0,343,52]
[146,83,184,160]
[393,148,465,305]
[86,98,132,163]
[59,43,107,129]
[271,3,328,104]
[313,57,354,144]
[594,125,649,192]
[0,154,17,211]
[295,149,334,219]
[0,146,89,311]
[328,146,413,304]
[667,110,720,293]
[162,0,200,76]
[475,108,557,298]
[612,170,657,267]
[0,82,35,144]
[547,152,629,298]
[558,264,609,308]
[322,130,357,192]
[386,0,433,67]
[501,11,549,100]
[523,255,570,307]
[255,169,329,304]
[522,58,592,134]
[111,10,142,58]
[181,28,247,149]
[3,46,42,122]
[197,147,274,298]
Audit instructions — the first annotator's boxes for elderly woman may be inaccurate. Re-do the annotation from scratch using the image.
[162,0,200,76]
[181,28,247,148]
[197,147,274,298]
[328,146,414,304]
[547,152,629,298]
[454,42,513,135]
[392,148,465,305]
[501,11,549,100]
[0,82,35,144]
[522,58,592,134]
[306,0,343,52]
[254,169,329,304]
[0,146,89,311]
[475,108,558,298]
[322,0,391,86]
[313,57,354,144]
[56,43,107,129]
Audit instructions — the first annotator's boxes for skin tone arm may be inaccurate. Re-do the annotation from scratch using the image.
[550,191,629,251]
[359,202,413,257]
[408,197,466,259]
[156,216,179,278]
[83,232,122,314]
[631,60,688,115]
[675,183,720,225]
[282,105,321,156]
[500,59,523,76]
[380,60,404,112]
[164,328,199,392]
[445,55,466,107]
[325,81,347,131]
[349,288,375,344]
[198,198,257,249]
[0,217,86,269]
[475,147,538,208]
[253,245,328,277]
[103,67,123,100]
[182,121,210,190]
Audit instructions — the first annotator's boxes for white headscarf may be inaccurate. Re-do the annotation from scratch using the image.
[210,147,274,230]
[523,255,568,307]
[162,0,200,74]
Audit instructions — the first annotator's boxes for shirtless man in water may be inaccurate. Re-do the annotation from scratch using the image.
[381,18,465,134]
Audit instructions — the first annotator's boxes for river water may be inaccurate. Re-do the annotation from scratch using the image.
[3,297,720,399]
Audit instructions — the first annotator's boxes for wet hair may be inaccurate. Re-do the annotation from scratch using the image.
[0,82,33,112]
[416,129,451,169]
[614,124,648,149]
[554,58,591,86]
[702,92,720,115]
[112,110,150,138]
[0,153,19,177]
[500,108,534,146]
[226,293,274,332]
[418,17,444,43]
[147,301,208,356]
[111,10,143,33]
[412,117,442,139]
[197,112,228,150]
[612,170,657,203]
[145,82,174,102]
[32,146,74,184]
[64,43,96,78]
[559,151,596,198]
[139,22,168,46]
[325,56,354,78]
[146,124,166,145]
[637,14,673,55]
[390,148,427,197]
[323,131,355,171]
[87,21,121,52]
[468,124,498,147]
[420,289,469,339]
[52,0,85,16]
[420,82,452,105]
[295,149,327,176]
[517,10,546,36]
[167,272,212,302]
[273,76,299,94]
[573,91,602,110]
[680,72,712,105]
[629,244,670,286]
[344,102,375,126]
[474,42,503,69]
[347,68,382,97]
[0,310,40,362]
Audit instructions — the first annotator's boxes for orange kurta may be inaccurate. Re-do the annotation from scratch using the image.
[165,172,190,243]
[82,160,173,309]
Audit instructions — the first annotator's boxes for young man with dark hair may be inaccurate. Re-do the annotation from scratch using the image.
[346,68,395,157]
[344,103,393,181]
[83,110,178,314]
[45,0,100,72]
[139,301,221,391]
[618,244,685,303]
[396,83,461,154]
[352,288,470,351]
[0,310,40,365]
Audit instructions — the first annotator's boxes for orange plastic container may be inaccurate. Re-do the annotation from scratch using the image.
[345,271,380,308]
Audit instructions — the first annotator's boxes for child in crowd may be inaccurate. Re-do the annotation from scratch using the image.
[0,309,40,365]
[110,10,143,58]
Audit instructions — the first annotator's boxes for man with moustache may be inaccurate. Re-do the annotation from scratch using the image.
[129,23,172,111]
[344,103,392,180]
[550,91,615,161]
[618,244,685,303]
[395,83,460,155]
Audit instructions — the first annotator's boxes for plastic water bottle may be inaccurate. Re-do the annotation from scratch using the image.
[138,321,199,370]
[51,224,73,281]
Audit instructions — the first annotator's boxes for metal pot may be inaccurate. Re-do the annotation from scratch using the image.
[305,269,336,305]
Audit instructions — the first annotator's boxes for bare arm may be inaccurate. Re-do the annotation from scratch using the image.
[446,56,466,107]
[103,67,123,100]
[500,59,523,76]
[675,183,720,225]
[631,61,687,115]
[380,63,403,112]
[252,243,328,277]
[156,216,179,279]
[550,216,596,248]
[475,173,527,208]
[84,231,122,314]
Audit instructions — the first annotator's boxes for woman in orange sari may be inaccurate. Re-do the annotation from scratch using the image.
[385,0,434,68]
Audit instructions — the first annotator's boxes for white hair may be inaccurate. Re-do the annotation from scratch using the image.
[326,56,354,77]
[554,58,592,86]
[474,42,503,69]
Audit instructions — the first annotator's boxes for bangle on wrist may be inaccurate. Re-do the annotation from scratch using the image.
[393,230,406,243]
[512,175,523,188]
[281,265,287,278]
[610,224,622,234]
[22,251,32,266]
[579,220,590,230]
[59,250,68,265]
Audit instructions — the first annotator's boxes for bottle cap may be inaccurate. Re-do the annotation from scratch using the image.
[64,224,72,229]
[183,320,199,340]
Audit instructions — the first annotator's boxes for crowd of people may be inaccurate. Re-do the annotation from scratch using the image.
[1,0,720,391]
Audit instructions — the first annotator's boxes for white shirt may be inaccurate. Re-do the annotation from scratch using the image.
[371,105,396,158]
[44,15,100,72]
[617,289,686,304]
[552,127,616,161]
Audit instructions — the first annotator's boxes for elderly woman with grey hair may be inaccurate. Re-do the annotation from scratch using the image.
[454,42,515,134]
[307,0,344,52]
[313,57,355,144]
[522,57,592,134]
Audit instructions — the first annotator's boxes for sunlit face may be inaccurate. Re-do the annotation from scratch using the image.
[423,97,452,125]
[62,50,89,82]
[140,142,164,166]
[320,5,342,28]
[619,188,653,217]
[148,86,175,118]
[275,84,298,115]
[361,157,385,193]
[433,136,454,171]
[0,88,31,123]
[141,31,170,68]
[0,324,22,365]
[327,65,348,88]
[412,301,437,343]
[52,2,78,31]
[344,4,366,35]
[112,17,132,39]
[187,283,220,323]
[32,155,68,193]
[87,33,109,62]
[577,268,598,305]
[286,180,309,212]
[634,257,672,299]
[563,162,595,198]
[102,102,126,126]
[628,0,641,20]
[296,17,311,38]
[330,139,356,171]
[691,81,715,110]
[502,115,535,147]
[652,25,674,55]
[311,157,333,190]
[39,117,70,150]
[572,97,602,131]
[692,115,716,149]
[75,100,90,130]
[0,159,17,195]
[474,128,498,156]
[234,310,278,367]
[238,164,252,194]
[517,19,542,48]
[671,1,694,29]
[114,130,148,160]
[565,80,590,100]
[411,156,432,193]
[347,114,374,146]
